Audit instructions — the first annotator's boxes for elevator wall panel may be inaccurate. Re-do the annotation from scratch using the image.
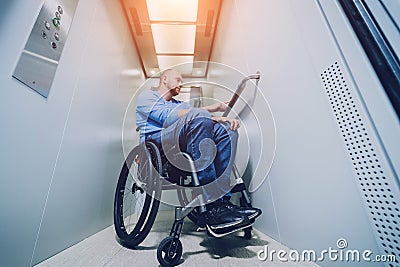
[0,0,144,265]
[318,0,400,200]
[209,0,398,266]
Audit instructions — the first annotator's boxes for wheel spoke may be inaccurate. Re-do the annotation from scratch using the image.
[121,189,147,234]
[115,143,161,248]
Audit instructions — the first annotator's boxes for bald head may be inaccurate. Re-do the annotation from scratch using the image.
[158,69,183,100]
[160,69,180,80]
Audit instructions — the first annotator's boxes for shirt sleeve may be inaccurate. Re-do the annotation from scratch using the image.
[164,101,192,126]
[136,90,191,128]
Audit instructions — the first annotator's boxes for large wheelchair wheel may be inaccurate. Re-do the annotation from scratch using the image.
[114,142,162,248]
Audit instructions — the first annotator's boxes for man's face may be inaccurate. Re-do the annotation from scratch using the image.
[167,71,183,96]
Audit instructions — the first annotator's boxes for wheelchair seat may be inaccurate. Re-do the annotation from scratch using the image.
[160,150,191,185]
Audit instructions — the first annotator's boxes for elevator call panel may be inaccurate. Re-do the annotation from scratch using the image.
[12,0,79,98]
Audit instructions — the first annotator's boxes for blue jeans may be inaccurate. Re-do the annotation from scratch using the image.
[146,109,238,203]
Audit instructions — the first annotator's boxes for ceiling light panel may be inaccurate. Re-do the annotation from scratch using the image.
[151,24,196,54]
[146,0,198,22]
[157,55,194,74]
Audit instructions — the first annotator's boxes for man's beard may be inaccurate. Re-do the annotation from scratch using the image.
[170,87,180,96]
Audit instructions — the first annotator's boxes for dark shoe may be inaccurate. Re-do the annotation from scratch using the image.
[197,202,250,230]
[221,199,262,220]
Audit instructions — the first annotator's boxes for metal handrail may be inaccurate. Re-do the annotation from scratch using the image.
[222,72,261,117]
[222,72,261,181]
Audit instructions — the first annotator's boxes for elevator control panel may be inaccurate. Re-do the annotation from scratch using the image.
[12,0,79,98]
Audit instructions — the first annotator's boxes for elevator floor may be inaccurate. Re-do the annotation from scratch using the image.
[35,210,320,266]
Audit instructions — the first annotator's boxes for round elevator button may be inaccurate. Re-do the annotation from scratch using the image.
[41,30,47,39]
[52,17,60,28]
[45,21,51,30]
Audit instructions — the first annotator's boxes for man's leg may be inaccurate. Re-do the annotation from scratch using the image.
[212,122,239,198]
[212,122,263,221]
[153,108,227,203]
[148,109,250,229]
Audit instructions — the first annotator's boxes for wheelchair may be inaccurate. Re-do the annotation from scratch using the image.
[113,140,258,266]
[114,73,261,266]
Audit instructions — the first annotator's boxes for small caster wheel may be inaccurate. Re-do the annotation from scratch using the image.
[243,227,252,240]
[157,237,183,266]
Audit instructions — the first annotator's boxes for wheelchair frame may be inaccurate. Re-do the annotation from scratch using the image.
[114,73,261,266]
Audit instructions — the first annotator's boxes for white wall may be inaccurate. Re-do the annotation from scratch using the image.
[0,0,144,265]
[208,0,400,266]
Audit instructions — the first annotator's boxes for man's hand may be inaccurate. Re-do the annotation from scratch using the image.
[212,116,240,130]
[203,101,230,113]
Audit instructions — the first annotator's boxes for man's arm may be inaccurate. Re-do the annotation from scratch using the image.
[177,109,191,118]
[137,90,185,127]
[176,108,240,131]
[202,101,230,113]
[176,101,229,118]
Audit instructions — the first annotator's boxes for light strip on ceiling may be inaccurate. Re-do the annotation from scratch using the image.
[123,0,222,77]
[146,0,198,22]
[144,0,201,75]
[151,24,196,54]
[157,55,194,75]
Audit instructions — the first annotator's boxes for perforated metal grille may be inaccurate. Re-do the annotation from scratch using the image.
[321,62,400,266]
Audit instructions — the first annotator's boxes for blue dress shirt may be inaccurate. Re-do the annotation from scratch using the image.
[136,89,191,143]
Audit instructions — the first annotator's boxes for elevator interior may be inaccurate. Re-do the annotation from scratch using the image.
[0,0,399,266]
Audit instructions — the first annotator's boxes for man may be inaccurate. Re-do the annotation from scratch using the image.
[136,69,261,232]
